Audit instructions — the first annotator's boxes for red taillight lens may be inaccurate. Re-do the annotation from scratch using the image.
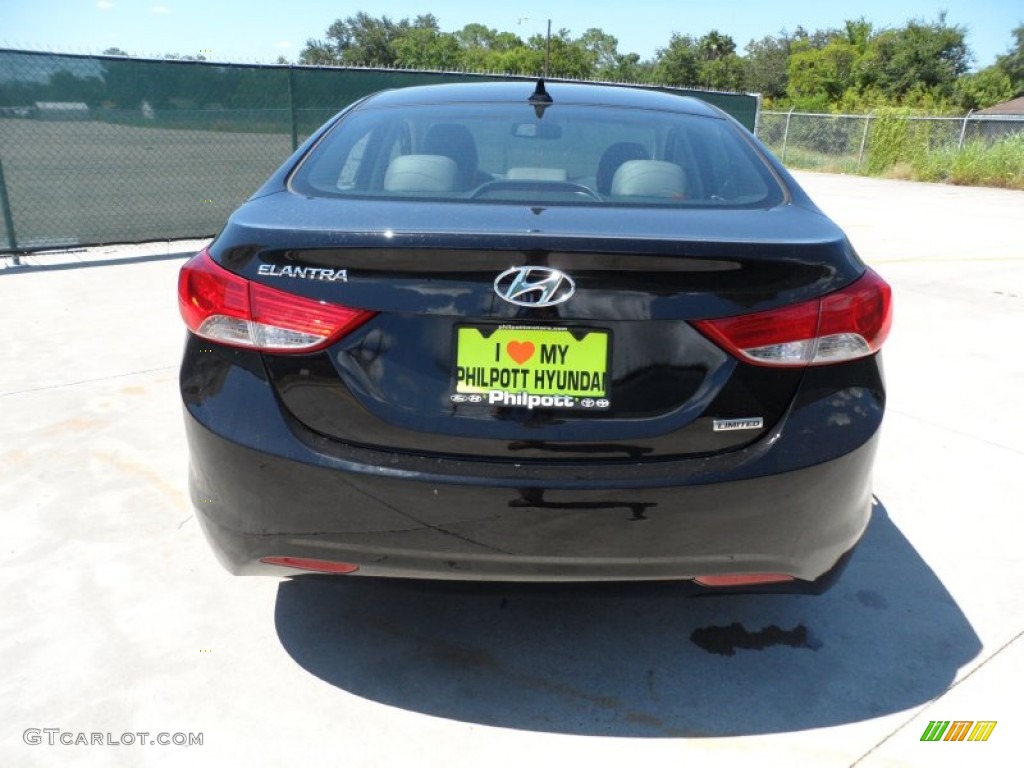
[260,556,360,574]
[694,573,795,587]
[693,268,892,367]
[693,299,820,367]
[177,248,375,353]
[815,268,892,363]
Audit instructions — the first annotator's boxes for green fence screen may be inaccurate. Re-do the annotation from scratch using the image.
[0,49,758,253]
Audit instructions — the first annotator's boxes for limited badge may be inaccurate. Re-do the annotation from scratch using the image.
[712,417,764,432]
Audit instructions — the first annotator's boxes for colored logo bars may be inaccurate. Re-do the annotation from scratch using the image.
[920,720,997,742]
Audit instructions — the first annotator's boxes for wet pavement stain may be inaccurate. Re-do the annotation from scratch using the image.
[856,589,889,609]
[690,623,822,656]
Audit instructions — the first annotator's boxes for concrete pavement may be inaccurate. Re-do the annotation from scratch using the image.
[1,175,1021,767]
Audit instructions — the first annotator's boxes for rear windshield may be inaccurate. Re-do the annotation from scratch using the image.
[290,102,784,208]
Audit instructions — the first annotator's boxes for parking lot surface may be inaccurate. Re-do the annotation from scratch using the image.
[1,174,1021,767]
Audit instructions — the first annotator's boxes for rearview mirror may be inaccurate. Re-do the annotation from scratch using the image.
[512,122,562,140]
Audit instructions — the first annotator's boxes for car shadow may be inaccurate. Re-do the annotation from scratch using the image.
[273,499,980,737]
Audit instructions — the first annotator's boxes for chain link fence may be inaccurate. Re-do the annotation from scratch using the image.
[757,109,1024,176]
[0,49,757,254]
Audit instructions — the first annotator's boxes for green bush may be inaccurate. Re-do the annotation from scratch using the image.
[865,109,911,174]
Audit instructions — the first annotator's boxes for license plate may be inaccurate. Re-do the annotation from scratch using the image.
[453,326,610,409]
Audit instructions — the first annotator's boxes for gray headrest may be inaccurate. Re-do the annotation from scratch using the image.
[384,155,458,192]
[610,160,686,197]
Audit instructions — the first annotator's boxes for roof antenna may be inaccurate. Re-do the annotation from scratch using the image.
[529,79,552,104]
[529,78,552,117]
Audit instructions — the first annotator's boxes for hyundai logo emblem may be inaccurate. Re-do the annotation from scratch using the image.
[494,266,575,307]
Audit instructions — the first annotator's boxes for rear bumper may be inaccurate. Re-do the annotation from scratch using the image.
[182,342,883,587]
[186,413,877,585]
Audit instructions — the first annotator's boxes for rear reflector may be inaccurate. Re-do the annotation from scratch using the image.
[693,268,892,367]
[694,573,795,587]
[261,556,360,574]
[178,248,375,353]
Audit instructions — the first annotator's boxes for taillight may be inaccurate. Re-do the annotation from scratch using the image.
[177,248,375,353]
[693,268,892,367]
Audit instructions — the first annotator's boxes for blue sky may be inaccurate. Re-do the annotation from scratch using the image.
[3,0,1020,70]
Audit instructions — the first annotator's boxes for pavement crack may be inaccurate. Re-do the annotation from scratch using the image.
[1,366,176,396]
[888,408,1024,456]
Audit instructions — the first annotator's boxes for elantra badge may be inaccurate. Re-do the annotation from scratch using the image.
[494,266,575,307]
[257,264,348,282]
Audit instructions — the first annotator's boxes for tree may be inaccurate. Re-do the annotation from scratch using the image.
[299,39,338,66]
[790,25,840,50]
[655,34,700,86]
[412,13,439,31]
[456,25,524,72]
[295,14,658,81]
[604,53,655,83]
[787,39,860,106]
[701,55,746,91]
[579,28,621,78]
[456,23,497,51]
[744,34,790,99]
[696,31,741,90]
[842,18,873,53]
[699,30,736,61]
[300,12,407,67]
[955,67,1014,110]
[492,45,544,76]
[287,13,990,102]
[870,14,969,100]
[526,28,593,79]
[395,22,460,69]
[995,24,1024,94]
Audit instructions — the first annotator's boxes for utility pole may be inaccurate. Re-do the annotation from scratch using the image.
[519,17,552,78]
[545,18,551,78]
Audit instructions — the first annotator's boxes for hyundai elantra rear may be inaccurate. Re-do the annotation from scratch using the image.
[178,81,891,591]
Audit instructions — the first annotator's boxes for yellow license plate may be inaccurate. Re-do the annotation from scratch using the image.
[453,326,610,409]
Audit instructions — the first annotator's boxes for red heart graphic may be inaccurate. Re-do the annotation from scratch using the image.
[506,341,535,365]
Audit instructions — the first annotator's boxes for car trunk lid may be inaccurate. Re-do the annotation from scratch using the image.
[211,197,864,461]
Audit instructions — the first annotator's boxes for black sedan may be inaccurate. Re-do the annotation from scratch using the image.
[178,80,891,591]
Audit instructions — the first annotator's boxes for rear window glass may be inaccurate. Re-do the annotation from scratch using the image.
[291,103,783,208]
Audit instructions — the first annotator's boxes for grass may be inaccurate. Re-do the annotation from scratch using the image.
[909,134,1024,190]
[777,146,863,175]
[776,133,1024,191]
